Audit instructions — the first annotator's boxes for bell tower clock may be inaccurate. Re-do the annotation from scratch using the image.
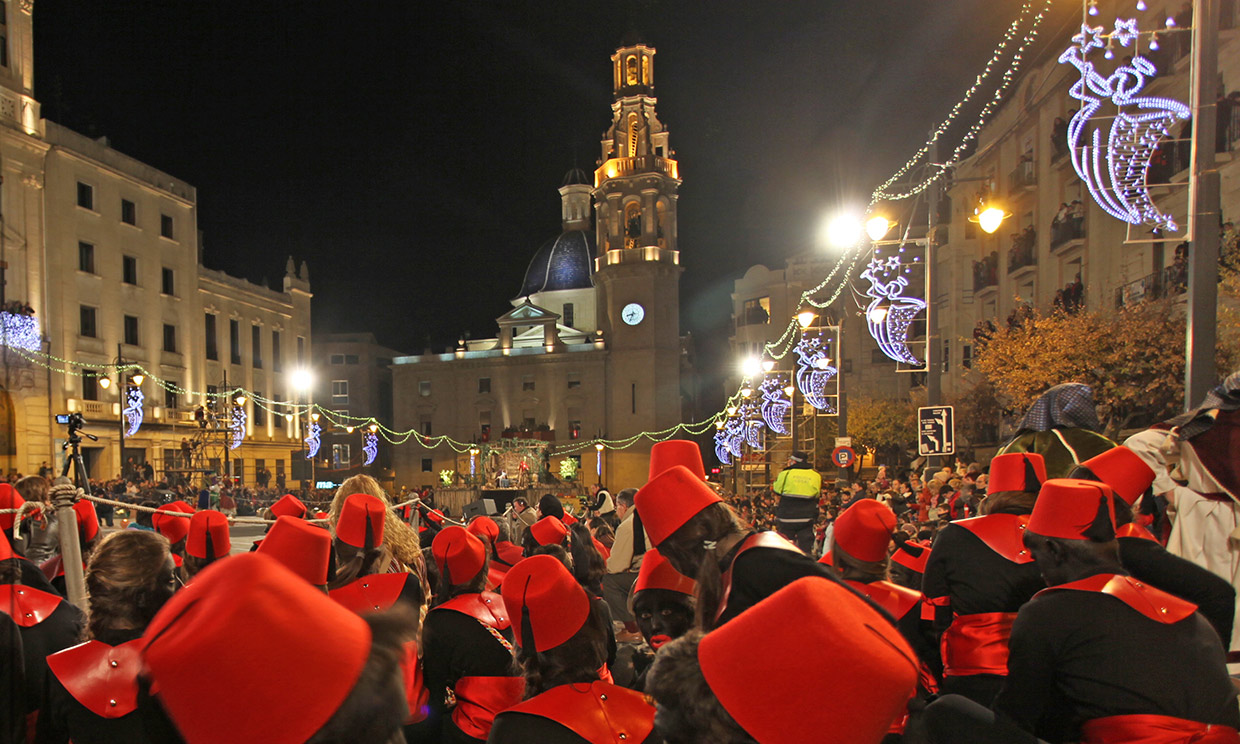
[592,38,684,488]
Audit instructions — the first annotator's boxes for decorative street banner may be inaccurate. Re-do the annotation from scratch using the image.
[918,405,956,457]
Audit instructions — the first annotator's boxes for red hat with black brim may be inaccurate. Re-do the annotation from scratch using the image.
[501,554,591,653]
[649,440,706,482]
[635,465,722,547]
[336,493,386,550]
[153,502,194,544]
[467,516,499,544]
[0,483,24,533]
[271,494,307,519]
[697,576,919,744]
[529,516,569,547]
[1074,446,1156,506]
[633,548,696,597]
[141,553,371,744]
[432,526,486,587]
[1027,478,1117,541]
[833,499,897,563]
[987,453,1048,495]
[257,516,331,586]
[185,510,231,560]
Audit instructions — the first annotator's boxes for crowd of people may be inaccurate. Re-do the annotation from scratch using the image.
[2,374,1240,743]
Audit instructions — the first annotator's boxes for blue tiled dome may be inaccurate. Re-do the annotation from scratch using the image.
[516,229,596,298]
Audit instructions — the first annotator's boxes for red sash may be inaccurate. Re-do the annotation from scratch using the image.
[0,584,63,627]
[1082,714,1240,743]
[941,612,1018,677]
[452,676,525,738]
[955,514,1033,564]
[436,591,510,630]
[716,532,803,624]
[1037,573,1197,624]
[846,579,922,621]
[46,640,143,718]
[329,572,410,614]
[1117,522,1160,543]
[506,681,655,744]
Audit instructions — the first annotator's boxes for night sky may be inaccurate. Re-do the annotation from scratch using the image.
[32,1,1076,396]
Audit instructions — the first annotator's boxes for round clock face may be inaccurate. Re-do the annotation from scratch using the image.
[621,302,645,326]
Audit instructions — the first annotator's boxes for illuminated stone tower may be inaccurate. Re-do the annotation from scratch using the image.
[592,38,684,488]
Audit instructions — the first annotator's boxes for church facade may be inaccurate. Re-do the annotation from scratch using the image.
[391,40,691,492]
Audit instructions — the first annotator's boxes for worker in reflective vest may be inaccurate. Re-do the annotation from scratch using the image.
[771,451,822,553]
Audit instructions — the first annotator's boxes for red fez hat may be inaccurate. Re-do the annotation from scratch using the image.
[256,516,331,586]
[562,513,579,526]
[1027,478,1116,541]
[0,483,23,532]
[649,440,706,481]
[313,510,329,520]
[336,493,386,549]
[833,499,897,563]
[698,577,918,744]
[142,553,371,744]
[891,539,932,574]
[633,549,695,597]
[501,554,590,652]
[271,494,307,519]
[987,453,1048,495]
[70,500,99,543]
[0,529,13,561]
[1076,446,1156,506]
[186,510,231,560]
[467,516,499,544]
[818,550,834,567]
[153,502,193,544]
[432,526,487,587]
[529,516,569,546]
[635,465,722,547]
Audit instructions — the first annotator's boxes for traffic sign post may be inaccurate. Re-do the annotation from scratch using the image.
[831,446,856,469]
[917,405,955,458]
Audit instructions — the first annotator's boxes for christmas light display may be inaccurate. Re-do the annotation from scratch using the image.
[363,431,379,465]
[759,377,791,435]
[739,402,763,449]
[439,469,454,486]
[861,255,926,365]
[0,311,40,351]
[305,422,321,458]
[1059,20,1190,231]
[794,333,838,412]
[714,427,733,465]
[123,386,144,437]
[229,404,246,450]
[559,457,578,480]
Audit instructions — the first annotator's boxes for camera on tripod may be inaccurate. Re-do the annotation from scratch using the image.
[56,412,86,429]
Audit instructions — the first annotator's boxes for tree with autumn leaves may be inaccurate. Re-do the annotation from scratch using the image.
[972,291,1240,438]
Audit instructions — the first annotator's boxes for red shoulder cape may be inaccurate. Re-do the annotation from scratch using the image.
[955,514,1034,564]
[1037,573,1197,624]
[506,681,655,744]
[846,579,923,620]
[46,639,143,717]
[1116,522,1159,543]
[0,584,64,627]
[330,572,411,614]
[434,591,510,630]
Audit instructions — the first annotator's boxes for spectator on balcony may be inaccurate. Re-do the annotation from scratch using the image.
[1052,117,1068,158]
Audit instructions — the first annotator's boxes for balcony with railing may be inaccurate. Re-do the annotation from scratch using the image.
[1115,262,1189,308]
[1008,230,1037,274]
[973,251,999,293]
[1009,159,1036,191]
[594,155,680,186]
[1050,209,1087,250]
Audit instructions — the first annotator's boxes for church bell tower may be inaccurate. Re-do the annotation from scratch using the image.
[593,39,684,487]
